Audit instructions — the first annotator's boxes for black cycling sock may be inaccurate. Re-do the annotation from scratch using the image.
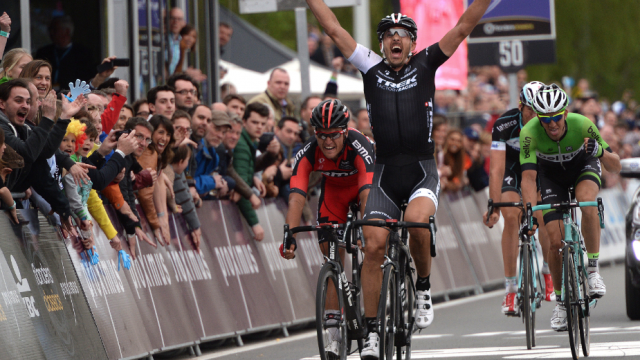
[416,275,431,291]
[366,317,377,334]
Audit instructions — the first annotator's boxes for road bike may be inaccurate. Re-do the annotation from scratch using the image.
[351,206,436,360]
[527,190,604,359]
[284,206,366,360]
[486,199,545,349]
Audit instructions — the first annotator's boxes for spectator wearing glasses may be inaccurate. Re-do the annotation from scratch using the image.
[167,73,197,111]
[119,117,156,259]
[147,85,176,119]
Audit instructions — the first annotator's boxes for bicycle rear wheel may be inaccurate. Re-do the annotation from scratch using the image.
[578,261,590,357]
[378,266,396,360]
[523,244,535,350]
[564,249,580,360]
[396,264,414,360]
[316,264,347,360]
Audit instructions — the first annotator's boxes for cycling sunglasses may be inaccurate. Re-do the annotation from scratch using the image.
[315,129,346,140]
[538,112,565,124]
[384,28,411,38]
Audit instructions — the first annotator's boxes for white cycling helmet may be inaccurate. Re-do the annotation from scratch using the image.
[531,83,569,114]
[520,81,545,107]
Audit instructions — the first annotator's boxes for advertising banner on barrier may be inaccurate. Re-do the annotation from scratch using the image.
[0,210,108,360]
[431,204,480,295]
[444,190,504,286]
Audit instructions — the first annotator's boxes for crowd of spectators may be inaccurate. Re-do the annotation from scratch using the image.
[0,8,638,265]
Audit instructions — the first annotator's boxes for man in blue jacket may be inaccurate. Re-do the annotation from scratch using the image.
[194,109,231,196]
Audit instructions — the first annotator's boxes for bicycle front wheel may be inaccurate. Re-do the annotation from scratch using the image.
[579,260,590,357]
[378,266,396,360]
[316,264,347,360]
[563,249,580,360]
[523,243,535,350]
[396,265,414,360]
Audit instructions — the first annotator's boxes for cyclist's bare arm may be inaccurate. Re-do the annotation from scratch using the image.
[439,0,491,57]
[485,149,506,226]
[286,192,307,232]
[600,148,621,174]
[521,170,538,210]
[306,0,357,58]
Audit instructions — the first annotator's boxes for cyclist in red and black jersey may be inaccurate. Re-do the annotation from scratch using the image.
[281,99,374,358]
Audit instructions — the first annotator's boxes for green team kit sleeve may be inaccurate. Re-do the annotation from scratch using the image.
[578,114,610,154]
[519,118,540,172]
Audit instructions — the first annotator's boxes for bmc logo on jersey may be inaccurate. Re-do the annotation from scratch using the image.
[292,143,311,169]
[376,75,417,92]
[352,140,373,164]
[323,169,359,177]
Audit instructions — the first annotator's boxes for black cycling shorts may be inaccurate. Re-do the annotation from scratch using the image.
[502,158,541,194]
[539,157,602,224]
[363,159,439,221]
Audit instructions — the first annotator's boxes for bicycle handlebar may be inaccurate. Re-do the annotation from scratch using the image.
[527,198,605,230]
[486,199,524,226]
[350,218,437,257]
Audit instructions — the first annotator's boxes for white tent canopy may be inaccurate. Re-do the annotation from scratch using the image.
[220,59,364,101]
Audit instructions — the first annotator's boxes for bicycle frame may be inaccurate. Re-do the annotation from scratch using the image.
[531,200,603,307]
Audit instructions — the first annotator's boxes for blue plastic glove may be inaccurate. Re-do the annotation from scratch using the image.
[65,79,91,102]
[87,246,100,265]
[118,250,131,271]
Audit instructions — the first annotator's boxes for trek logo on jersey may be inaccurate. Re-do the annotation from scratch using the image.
[546,189,552,194]
[376,75,418,92]
[352,140,373,164]
[522,136,532,158]
[401,67,417,79]
[495,120,517,132]
[505,176,513,185]
[566,146,573,151]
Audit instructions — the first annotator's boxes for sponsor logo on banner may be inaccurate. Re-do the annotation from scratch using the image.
[168,250,213,283]
[213,245,258,286]
[9,255,40,317]
[80,259,126,297]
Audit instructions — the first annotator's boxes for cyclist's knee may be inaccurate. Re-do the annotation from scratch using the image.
[408,227,430,242]
[502,207,520,225]
[363,232,386,262]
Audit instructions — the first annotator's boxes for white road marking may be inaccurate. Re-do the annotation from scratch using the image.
[298,342,640,359]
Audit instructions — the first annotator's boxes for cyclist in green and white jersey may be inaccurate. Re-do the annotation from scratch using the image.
[519,84,621,331]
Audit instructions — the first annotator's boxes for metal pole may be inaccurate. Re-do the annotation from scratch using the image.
[353,0,370,49]
[295,7,310,101]
[204,0,213,105]
[146,0,153,87]
[508,73,518,109]
[20,0,31,51]
[130,0,140,99]
[213,0,221,102]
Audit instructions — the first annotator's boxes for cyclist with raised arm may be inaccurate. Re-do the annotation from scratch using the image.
[483,81,555,315]
[519,84,621,331]
[281,99,374,358]
[305,0,492,357]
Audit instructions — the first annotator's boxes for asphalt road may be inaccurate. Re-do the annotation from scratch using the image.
[177,263,639,360]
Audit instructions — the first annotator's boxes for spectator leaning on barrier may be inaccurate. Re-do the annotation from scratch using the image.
[235,102,271,241]
[167,144,202,250]
[167,73,197,112]
[222,114,262,210]
[118,117,155,258]
[147,85,176,119]
[299,95,321,143]
[223,94,246,119]
[463,126,489,191]
[169,110,203,207]
[116,104,133,131]
[194,110,232,198]
[271,116,301,200]
[442,128,468,192]
[248,68,295,123]
[0,127,19,223]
